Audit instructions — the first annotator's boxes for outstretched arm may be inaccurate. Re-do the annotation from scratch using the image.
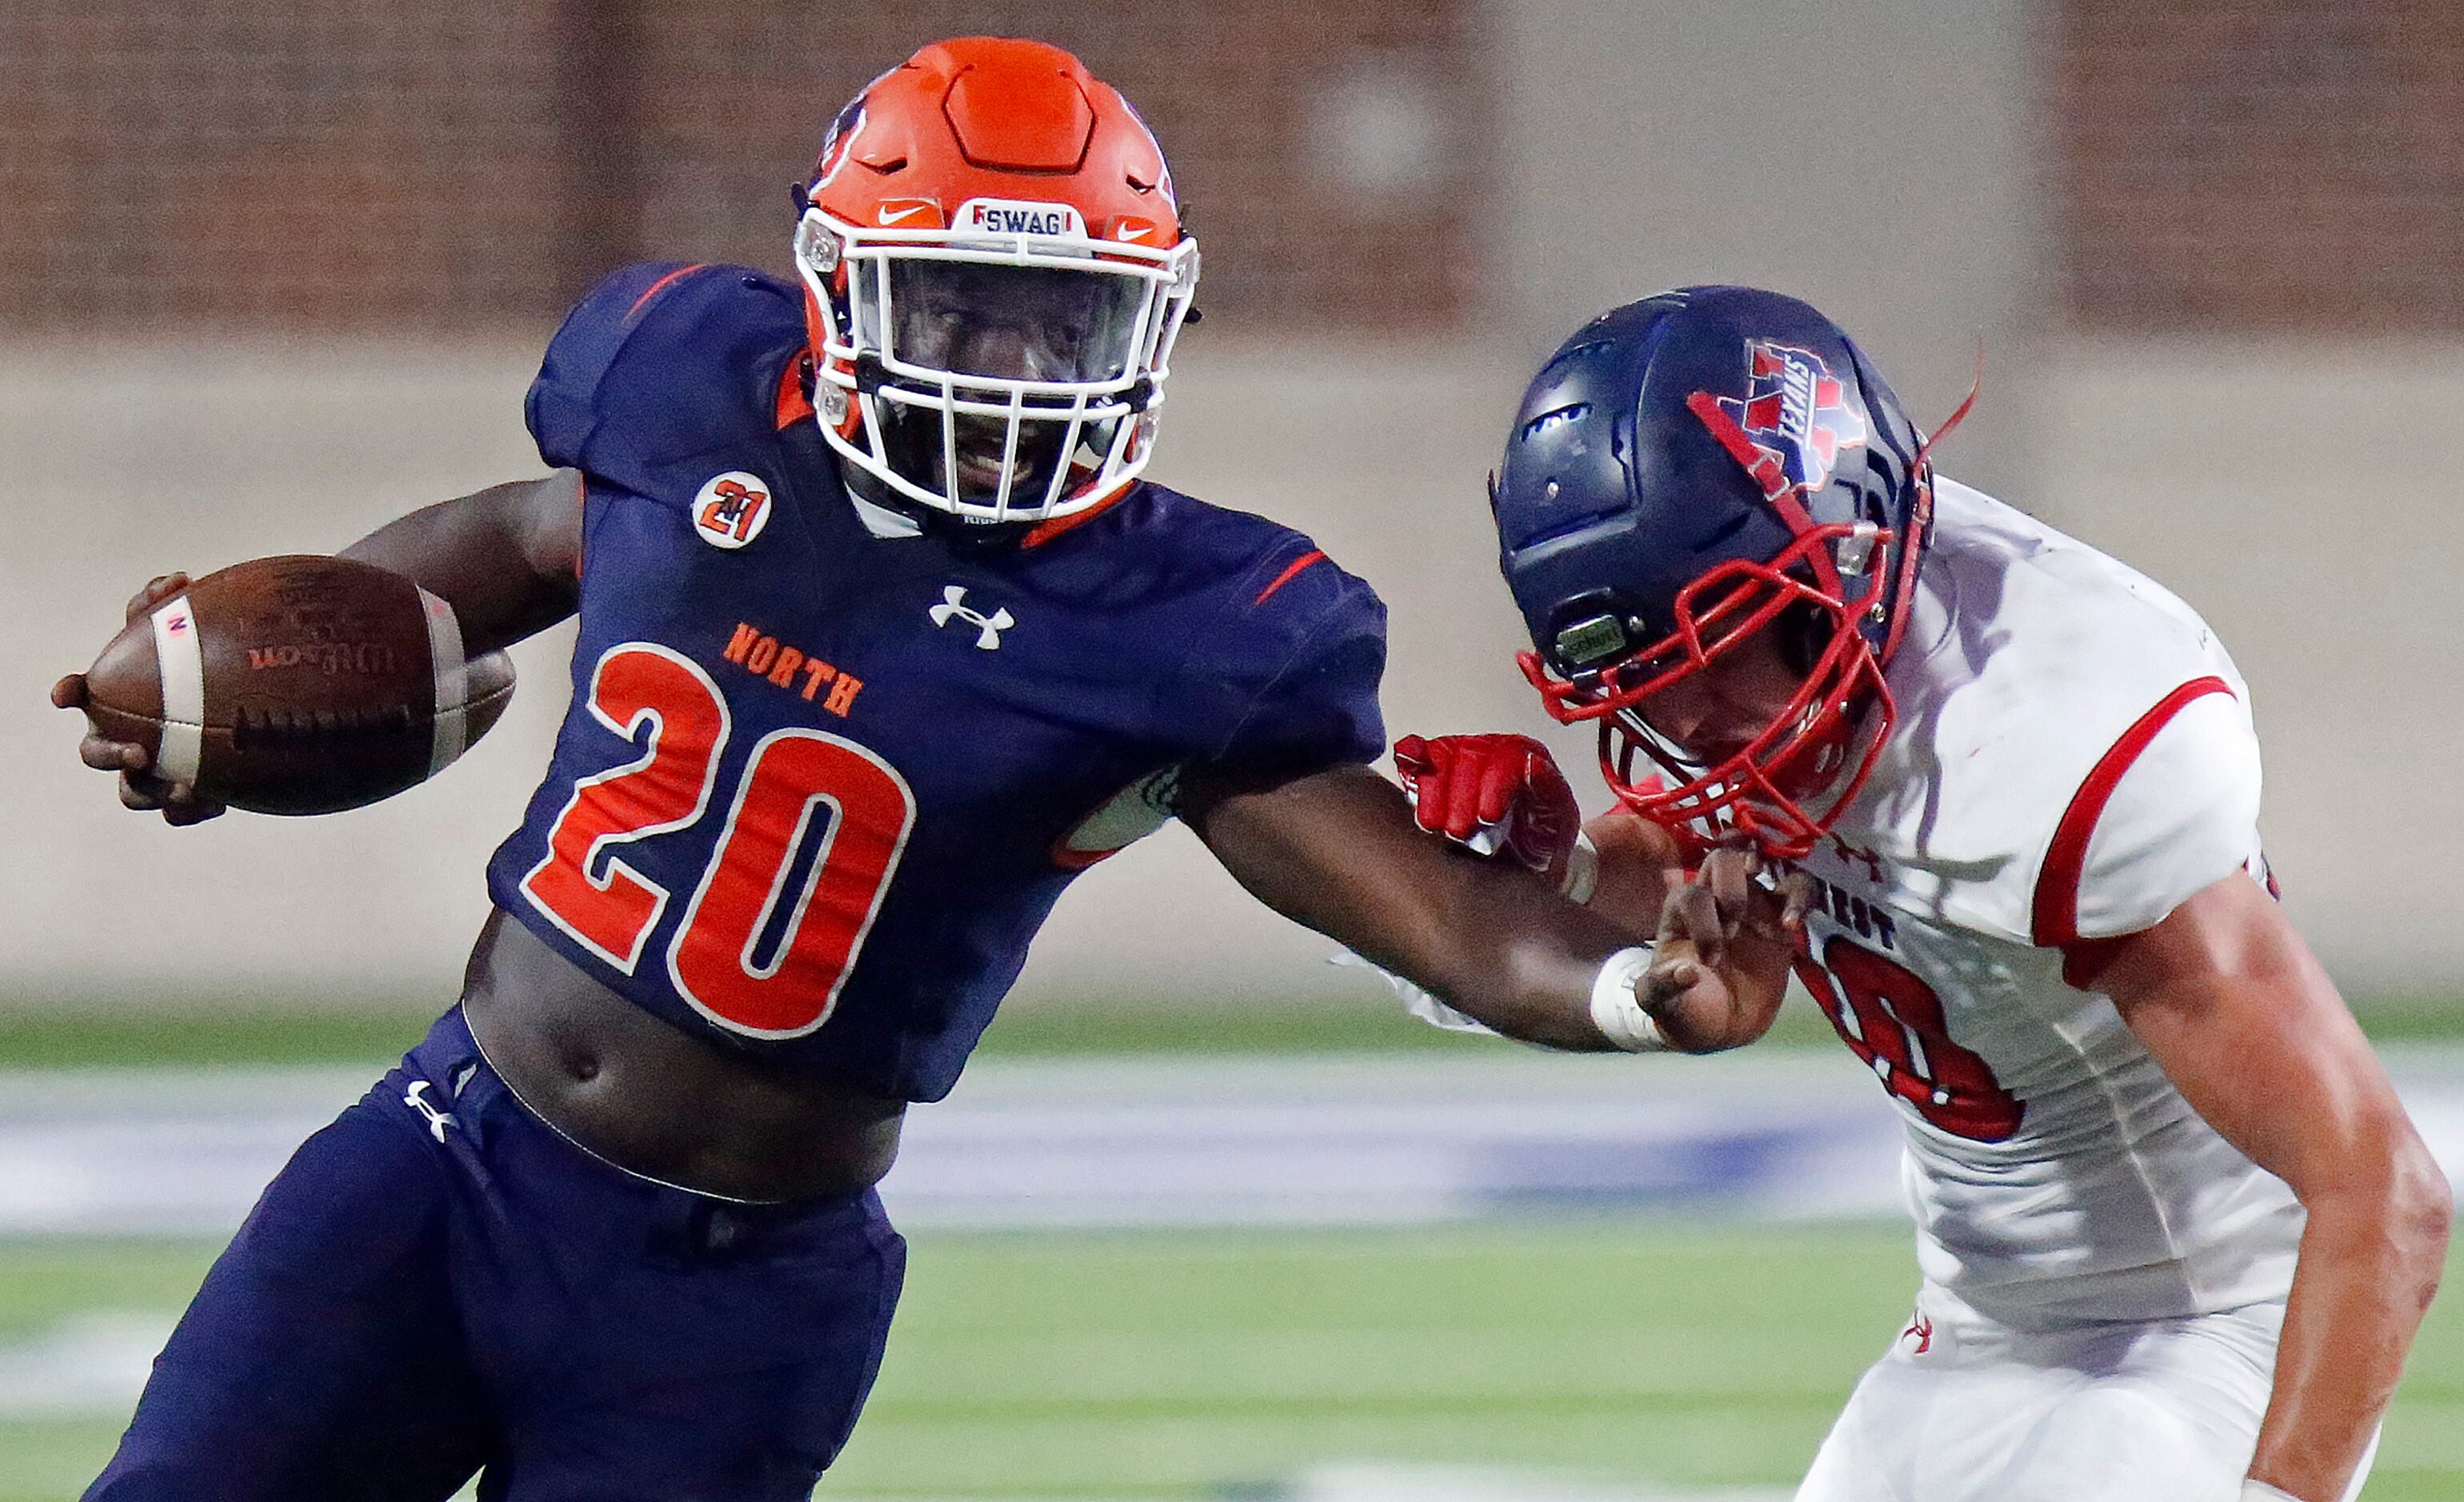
[338,469,585,656]
[1184,761,1796,1053]
[2083,874,2450,1502]
[52,469,586,822]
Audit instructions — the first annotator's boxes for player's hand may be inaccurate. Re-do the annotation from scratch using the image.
[1641,841,1809,1051]
[1392,733,1581,883]
[51,573,227,826]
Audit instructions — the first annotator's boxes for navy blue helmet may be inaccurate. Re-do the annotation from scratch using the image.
[1493,286,1954,858]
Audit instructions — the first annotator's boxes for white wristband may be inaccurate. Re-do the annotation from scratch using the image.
[1588,946,1669,1052]
[2239,1483,2302,1502]
[1560,831,1599,905]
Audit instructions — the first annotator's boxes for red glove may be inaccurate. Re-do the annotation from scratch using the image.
[1392,733,1582,880]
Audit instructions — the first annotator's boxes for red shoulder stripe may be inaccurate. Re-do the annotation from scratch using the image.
[627,263,710,320]
[1253,549,1327,606]
[1019,485,1130,549]
[2030,676,2234,949]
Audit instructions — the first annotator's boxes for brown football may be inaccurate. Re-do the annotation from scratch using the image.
[80,555,516,815]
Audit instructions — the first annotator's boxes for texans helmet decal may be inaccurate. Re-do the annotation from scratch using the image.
[1715,342,1870,496]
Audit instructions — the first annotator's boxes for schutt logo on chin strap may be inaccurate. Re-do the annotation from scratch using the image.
[929,585,1014,649]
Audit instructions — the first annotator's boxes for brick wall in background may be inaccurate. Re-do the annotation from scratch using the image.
[0,1,569,330]
[631,2,1492,333]
[0,0,1491,337]
[2052,0,2464,332]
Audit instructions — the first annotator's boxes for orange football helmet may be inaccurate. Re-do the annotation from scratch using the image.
[793,38,1200,525]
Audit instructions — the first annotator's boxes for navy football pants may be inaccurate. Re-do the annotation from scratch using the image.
[86,1008,907,1502]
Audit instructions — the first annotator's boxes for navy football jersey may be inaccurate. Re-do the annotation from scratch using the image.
[486,262,1386,1102]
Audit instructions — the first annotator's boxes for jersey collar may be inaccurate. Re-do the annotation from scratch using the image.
[846,489,924,539]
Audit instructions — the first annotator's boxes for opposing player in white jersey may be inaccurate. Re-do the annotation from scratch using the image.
[1394,287,2448,1502]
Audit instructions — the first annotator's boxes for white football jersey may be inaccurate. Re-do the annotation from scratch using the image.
[1786,477,2302,1327]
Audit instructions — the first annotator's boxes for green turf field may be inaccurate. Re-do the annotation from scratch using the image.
[4,1224,2462,1501]
[2,988,2459,1068]
[4,997,2460,1498]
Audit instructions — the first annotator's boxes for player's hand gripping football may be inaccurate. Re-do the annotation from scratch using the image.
[1641,841,1809,1053]
[50,573,226,826]
[1392,733,1583,887]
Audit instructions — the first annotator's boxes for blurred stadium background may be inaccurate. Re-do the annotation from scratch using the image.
[4,2,2463,1498]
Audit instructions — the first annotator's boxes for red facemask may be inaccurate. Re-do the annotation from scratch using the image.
[1518,380,1967,861]
[1520,525,1899,861]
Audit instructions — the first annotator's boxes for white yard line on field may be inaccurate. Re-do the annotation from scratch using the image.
[3,1048,2463,1237]
[0,1311,174,1419]
[1294,1464,1794,1501]
[825,1472,1794,1502]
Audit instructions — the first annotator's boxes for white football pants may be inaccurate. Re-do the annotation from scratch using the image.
[1797,1297,2376,1502]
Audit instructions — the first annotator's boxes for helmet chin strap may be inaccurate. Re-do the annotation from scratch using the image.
[834,456,1027,545]
[1878,345,1983,666]
[835,453,1130,553]
[832,461,928,539]
[1918,342,1986,471]
[1682,392,1844,600]
[1687,346,1983,675]
[1685,393,1815,511]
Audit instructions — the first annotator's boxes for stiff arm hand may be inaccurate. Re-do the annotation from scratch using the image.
[1640,841,1807,1052]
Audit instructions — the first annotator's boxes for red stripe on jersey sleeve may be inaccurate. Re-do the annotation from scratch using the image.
[2030,676,2234,949]
[1253,549,1326,606]
[627,263,709,320]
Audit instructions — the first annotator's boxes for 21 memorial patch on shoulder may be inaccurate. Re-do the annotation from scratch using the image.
[693,471,774,549]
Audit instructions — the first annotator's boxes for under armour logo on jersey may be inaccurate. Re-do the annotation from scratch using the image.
[402,1080,456,1142]
[1829,835,1886,885]
[1901,1310,1934,1355]
[929,585,1013,649]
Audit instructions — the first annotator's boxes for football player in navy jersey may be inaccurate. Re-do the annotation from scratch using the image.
[52,38,1745,1502]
